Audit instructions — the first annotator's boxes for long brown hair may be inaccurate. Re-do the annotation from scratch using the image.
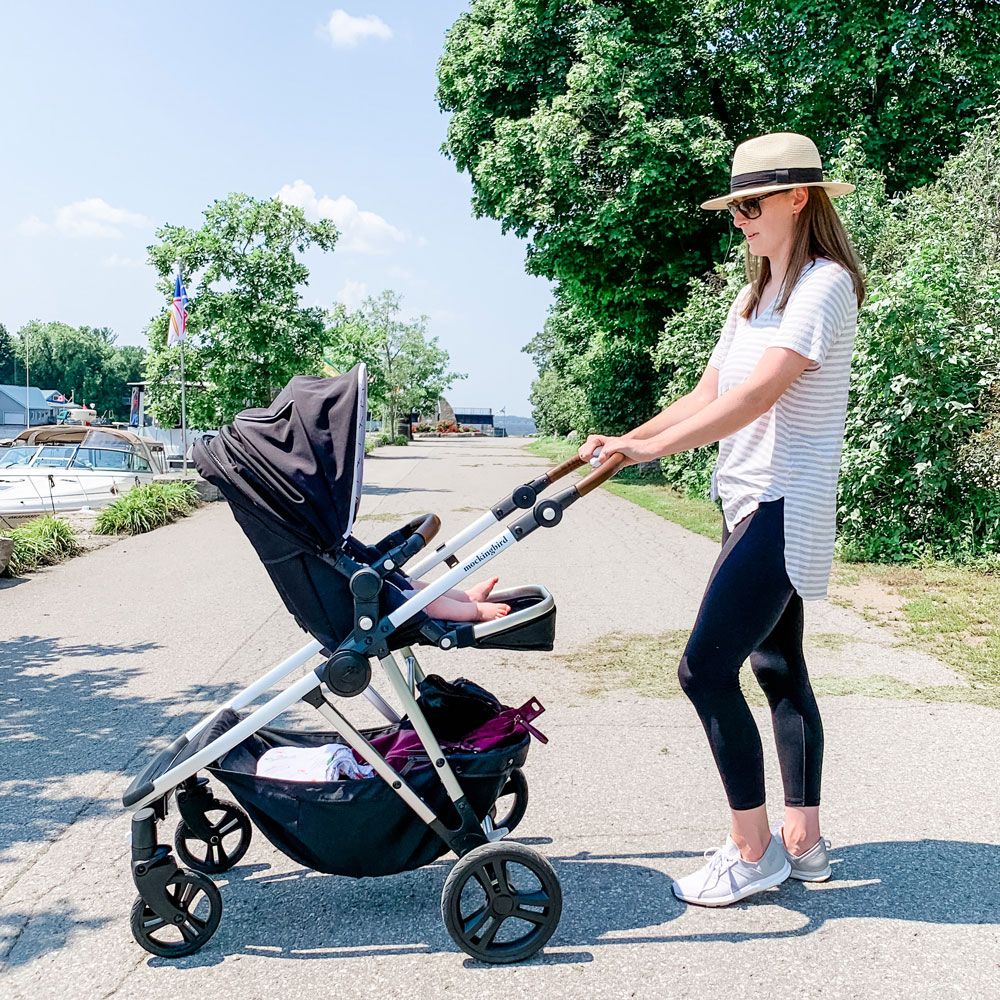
[740,187,866,320]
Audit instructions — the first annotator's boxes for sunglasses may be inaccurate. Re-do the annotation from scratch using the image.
[726,190,784,220]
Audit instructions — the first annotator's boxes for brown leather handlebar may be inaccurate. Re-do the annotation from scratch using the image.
[404,513,441,546]
[545,455,586,483]
[576,453,627,496]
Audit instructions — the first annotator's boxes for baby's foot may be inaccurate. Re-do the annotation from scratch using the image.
[466,576,500,602]
[475,601,510,622]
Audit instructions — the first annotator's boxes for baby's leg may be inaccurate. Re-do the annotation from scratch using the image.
[402,576,499,604]
[422,593,510,623]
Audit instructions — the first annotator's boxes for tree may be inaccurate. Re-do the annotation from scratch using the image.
[10,321,143,419]
[438,1,1000,431]
[0,323,15,384]
[325,290,466,431]
[146,193,339,426]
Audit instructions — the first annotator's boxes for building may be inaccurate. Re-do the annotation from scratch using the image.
[0,384,57,438]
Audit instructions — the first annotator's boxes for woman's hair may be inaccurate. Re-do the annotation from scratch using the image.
[739,186,866,320]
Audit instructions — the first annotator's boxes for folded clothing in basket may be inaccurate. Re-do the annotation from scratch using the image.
[257,744,375,782]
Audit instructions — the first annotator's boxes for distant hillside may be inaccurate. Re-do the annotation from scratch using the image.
[495,415,536,436]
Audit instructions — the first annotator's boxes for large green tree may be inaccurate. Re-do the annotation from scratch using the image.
[324,290,466,431]
[438,0,1000,431]
[146,193,339,426]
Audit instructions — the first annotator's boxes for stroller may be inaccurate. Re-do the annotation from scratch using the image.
[122,364,622,964]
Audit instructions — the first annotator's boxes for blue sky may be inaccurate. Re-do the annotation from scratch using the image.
[0,2,553,416]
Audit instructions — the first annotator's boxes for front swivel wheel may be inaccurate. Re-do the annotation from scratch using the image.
[130,869,222,958]
[441,841,561,964]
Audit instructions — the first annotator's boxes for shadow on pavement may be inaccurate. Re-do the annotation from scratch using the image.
[124,836,998,968]
[0,634,240,871]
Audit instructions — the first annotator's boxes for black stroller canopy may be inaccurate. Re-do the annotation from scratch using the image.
[194,365,368,554]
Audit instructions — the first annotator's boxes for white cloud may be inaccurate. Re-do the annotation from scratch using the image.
[276,179,407,254]
[336,279,369,310]
[20,197,151,239]
[323,10,392,48]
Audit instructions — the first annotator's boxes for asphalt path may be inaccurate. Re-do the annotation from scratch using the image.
[1,436,997,999]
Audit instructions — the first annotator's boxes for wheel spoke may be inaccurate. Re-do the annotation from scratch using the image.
[479,915,502,948]
[217,815,241,837]
[216,842,230,866]
[177,882,197,908]
[178,919,199,943]
[489,859,511,895]
[513,906,547,926]
[142,914,166,930]
[473,869,497,901]
[515,889,550,908]
[461,904,491,938]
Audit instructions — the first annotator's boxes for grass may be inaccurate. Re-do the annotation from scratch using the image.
[528,436,999,707]
[1,516,80,576]
[94,481,202,535]
[557,630,1000,710]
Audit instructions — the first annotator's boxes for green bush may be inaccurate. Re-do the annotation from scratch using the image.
[372,432,409,448]
[94,481,201,536]
[837,115,1000,563]
[2,516,79,576]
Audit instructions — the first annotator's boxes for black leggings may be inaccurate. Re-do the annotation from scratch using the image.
[677,498,824,810]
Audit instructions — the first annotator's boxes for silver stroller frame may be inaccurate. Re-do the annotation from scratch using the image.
[123,449,624,963]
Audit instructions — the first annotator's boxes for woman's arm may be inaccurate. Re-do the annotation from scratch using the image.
[594,347,813,465]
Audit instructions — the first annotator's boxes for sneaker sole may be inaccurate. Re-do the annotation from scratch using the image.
[789,865,832,882]
[672,859,792,907]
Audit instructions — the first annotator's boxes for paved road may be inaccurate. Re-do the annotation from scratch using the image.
[2,437,997,999]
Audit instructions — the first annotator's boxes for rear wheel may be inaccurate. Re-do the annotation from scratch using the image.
[488,768,528,833]
[174,799,252,874]
[441,841,561,963]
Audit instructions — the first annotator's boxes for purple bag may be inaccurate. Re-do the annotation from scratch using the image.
[364,697,546,769]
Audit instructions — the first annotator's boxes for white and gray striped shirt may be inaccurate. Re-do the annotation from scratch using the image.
[708,257,858,600]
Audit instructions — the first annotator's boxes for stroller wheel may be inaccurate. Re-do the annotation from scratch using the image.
[441,842,561,964]
[174,799,252,874]
[488,768,529,834]
[130,870,222,958]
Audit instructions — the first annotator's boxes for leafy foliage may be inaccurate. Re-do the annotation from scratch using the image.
[145,193,338,426]
[93,480,201,536]
[440,1,1000,442]
[0,323,16,385]
[324,290,466,431]
[1,516,79,576]
[7,322,145,420]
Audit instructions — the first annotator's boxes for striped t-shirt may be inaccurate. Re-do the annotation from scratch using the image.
[707,257,858,600]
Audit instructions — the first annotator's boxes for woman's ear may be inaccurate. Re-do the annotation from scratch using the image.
[791,187,809,216]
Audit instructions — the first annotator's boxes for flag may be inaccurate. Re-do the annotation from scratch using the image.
[168,273,188,346]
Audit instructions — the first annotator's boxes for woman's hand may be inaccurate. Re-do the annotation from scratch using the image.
[578,434,608,462]
[584,435,657,468]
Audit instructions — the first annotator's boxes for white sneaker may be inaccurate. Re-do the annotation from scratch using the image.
[671,834,791,907]
[772,823,833,882]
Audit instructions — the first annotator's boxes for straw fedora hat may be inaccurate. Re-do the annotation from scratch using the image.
[700,132,855,210]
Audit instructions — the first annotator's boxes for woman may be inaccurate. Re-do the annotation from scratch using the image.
[580,132,865,906]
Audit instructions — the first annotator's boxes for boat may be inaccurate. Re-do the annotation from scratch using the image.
[0,426,167,518]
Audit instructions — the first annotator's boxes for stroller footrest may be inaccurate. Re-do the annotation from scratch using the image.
[447,585,556,652]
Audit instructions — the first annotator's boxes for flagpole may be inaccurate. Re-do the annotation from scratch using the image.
[179,341,188,474]
[176,263,189,475]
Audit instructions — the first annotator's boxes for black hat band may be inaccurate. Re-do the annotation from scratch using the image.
[730,167,824,193]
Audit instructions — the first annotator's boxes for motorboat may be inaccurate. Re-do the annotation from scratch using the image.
[0,426,167,518]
